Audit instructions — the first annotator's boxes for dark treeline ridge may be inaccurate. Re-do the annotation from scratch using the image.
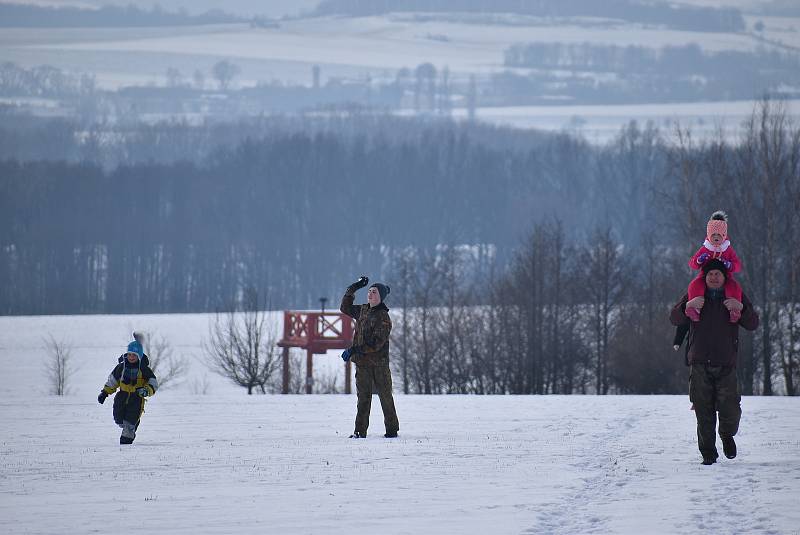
[497,43,800,105]
[0,61,403,118]
[505,43,800,79]
[0,113,599,314]
[0,110,556,169]
[312,0,745,33]
[0,3,240,28]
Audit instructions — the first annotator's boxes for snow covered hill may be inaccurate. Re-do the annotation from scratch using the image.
[1,314,799,534]
[1,395,798,534]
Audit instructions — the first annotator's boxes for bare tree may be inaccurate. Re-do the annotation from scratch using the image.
[732,98,797,395]
[189,374,212,395]
[192,68,205,90]
[205,288,279,394]
[436,245,477,394]
[584,226,628,394]
[315,369,341,394]
[388,247,414,394]
[776,106,800,395]
[211,59,240,91]
[270,351,306,394]
[43,335,76,396]
[141,331,188,390]
[407,250,446,394]
[165,67,183,88]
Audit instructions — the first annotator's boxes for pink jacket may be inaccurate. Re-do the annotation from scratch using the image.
[688,240,741,273]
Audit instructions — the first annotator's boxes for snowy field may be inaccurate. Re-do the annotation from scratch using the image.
[2,6,799,143]
[1,12,796,89]
[452,99,800,145]
[1,314,800,534]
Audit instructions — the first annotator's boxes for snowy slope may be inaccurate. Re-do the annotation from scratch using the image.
[1,314,799,534]
[0,14,786,89]
[1,394,799,534]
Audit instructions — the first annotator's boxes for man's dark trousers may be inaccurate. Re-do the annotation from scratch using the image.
[355,365,399,436]
[689,363,741,459]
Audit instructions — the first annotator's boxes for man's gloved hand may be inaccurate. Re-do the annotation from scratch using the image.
[697,252,709,264]
[98,391,108,404]
[346,276,369,293]
[341,348,352,362]
[722,259,732,270]
[136,387,149,398]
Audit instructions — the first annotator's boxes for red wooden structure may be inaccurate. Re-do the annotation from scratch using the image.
[277,311,355,394]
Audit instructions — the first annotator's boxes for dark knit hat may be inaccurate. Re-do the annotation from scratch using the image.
[702,258,728,278]
[369,283,390,302]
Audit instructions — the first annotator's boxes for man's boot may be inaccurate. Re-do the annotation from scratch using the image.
[701,454,716,465]
[722,436,737,459]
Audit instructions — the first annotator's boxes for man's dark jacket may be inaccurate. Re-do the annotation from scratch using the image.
[340,291,392,367]
[670,291,759,367]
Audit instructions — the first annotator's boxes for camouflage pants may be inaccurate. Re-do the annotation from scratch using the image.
[689,363,741,459]
[354,365,399,436]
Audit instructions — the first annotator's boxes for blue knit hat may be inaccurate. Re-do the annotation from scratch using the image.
[126,340,143,359]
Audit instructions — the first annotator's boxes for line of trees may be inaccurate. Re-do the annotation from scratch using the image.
[389,225,687,395]
[388,99,800,396]
[4,100,799,394]
[504,43,800,80]
[498,43,800,105]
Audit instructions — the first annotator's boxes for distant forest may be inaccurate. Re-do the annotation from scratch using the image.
[500,43,800,105]
[0,3,240,28]
[0,112,603,314]
[504,43,800,79]
[312,0,746,32]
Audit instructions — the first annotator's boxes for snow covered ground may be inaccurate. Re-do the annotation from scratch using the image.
[1,314,800,534]
[1,12,793,89]
[453,99,800,145]
[2,6,799,144]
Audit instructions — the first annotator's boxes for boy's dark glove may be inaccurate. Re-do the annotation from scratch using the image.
[346,276,369,293]
[722,259,732,270]
[136,387,149,398]
[98,391,108,404]
[341,348,352,362]
[697,252,709,264]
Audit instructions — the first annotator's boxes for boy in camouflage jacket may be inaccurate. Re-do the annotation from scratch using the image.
[340,276,399,438]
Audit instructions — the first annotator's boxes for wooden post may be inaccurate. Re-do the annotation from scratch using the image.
[306,348,314,394]
[282,347,290,394]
